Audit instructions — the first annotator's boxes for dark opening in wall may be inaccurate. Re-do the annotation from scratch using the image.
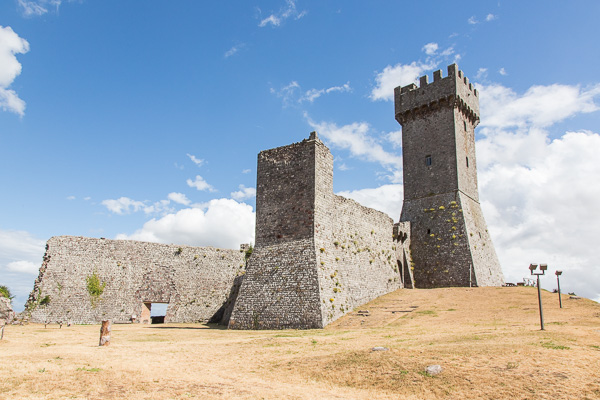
[141,302,169,324]
[425,155,432,166]
[427,229,431,235]
[466,156,469,167]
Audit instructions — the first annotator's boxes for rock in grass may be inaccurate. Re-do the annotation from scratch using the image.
[426,365,443,376]
[372,346,389,351]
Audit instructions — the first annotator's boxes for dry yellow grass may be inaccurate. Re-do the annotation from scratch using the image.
[1,287,599,399]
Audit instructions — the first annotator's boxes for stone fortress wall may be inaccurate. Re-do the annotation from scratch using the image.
[24,63,504,328]
[394,64,504,288]
[229,133,402,329]
[26,236,246,324]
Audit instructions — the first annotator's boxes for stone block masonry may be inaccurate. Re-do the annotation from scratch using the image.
[24,236,246,324]
[394,64,504,288]
[229,133,402,329]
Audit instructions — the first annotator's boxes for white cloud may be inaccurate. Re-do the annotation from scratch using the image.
[300,82,351,103]
[475,68,488,80]
[224,43,245,58]
[186,153,205,167]
[272,81,352,105]
[101,197,174,215]
[187,175,216,192]
[0,26,29,116]
[6,260,38,274]
[167,192,191,205]
[386,129,403,149]
[422,42,438,56]
[270,81,300,106]
[0,229,46,311]
[477,83,600,131]
[499,67,507,76]
[337,184,403,219]
[230,185,256,201]
[101,197,146,215]
[242,168,251,174]
[66,195,76,200]
[474,81,600,301]
[306,115,403,173]
[116,199,255,249]
[370,60,436,101]
[486,13,496,21]
[258,0,306,27]
[468,16,478,24]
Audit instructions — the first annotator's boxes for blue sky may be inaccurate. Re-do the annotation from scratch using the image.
[2,0,600,311]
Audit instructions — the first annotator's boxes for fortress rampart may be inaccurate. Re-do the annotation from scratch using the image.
[25,236,246,324]
[229,133,402,329]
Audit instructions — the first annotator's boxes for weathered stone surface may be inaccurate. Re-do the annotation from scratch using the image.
[229,135,402,329]
[0,296,14,324]
[426,365,443,376]
[394,64,504,288]
[24,236,246,324]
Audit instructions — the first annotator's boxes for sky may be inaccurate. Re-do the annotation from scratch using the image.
[1,0,600,311]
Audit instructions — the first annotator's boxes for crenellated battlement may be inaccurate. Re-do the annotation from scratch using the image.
[394,64,480,126]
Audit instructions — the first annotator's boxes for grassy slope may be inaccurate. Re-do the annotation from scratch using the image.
[1,287,599,399]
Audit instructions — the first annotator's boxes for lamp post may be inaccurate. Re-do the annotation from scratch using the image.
[556,270,563,308]
[529,263,547,330]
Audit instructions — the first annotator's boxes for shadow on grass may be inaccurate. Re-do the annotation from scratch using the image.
[145,323,227,330]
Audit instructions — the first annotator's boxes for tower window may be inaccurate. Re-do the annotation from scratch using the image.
[425,155,432,166]
[466,157,469,167]
[464,120,468,131]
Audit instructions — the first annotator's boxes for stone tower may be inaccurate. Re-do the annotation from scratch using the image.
[229,132,400,329]
[394,64,504,288]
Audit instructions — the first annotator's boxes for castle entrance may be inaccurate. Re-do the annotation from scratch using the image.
[140,302,169,324]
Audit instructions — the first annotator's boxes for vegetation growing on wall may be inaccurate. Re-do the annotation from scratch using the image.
[0,285,13,299]
[86,271,106,307]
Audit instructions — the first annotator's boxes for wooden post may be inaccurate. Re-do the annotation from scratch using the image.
[99,320,111,346]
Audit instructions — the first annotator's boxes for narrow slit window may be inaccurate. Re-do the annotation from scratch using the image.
[466,156,469,167]
[425,155,432,166]
[464,120,468,131]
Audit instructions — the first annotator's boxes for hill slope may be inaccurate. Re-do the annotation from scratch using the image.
[1,287,599,399]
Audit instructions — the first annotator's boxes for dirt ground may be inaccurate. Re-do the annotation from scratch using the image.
[1,287,599,399]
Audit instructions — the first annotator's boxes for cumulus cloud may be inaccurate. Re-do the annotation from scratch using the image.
[101,197,146,215]
[499,67,507,76]
[116,199,255,249]
[258,0,306,27]
[305,115,402,174]
[167,192,191,205]
[468,16,479,25]
[186,175,216,192]
[0,229,46,311]
[472,81,600,301]
[422,42,438,56]
[337,184,403,219]
[477,83,600,131]
[101,197,174,215]
[0,26,29,116]
[186,153,205,167]
[7,260,38,274]
[230,185,256,201]
[486,13,497,21]
[370,60,436,101]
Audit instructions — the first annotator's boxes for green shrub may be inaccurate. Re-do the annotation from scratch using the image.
[40,295,51,306]
[245,245,253,260]
[0,285,13,299]
[86,271,106,306]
